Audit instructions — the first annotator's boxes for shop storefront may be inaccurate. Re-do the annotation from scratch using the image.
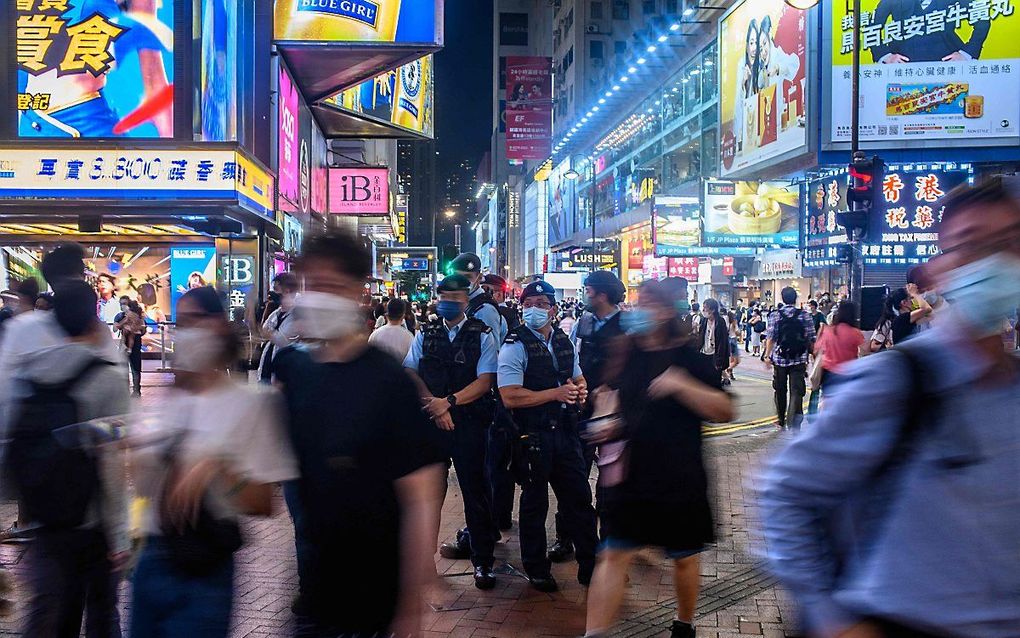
[752,250,811,306]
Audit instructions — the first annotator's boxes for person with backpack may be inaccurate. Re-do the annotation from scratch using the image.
[761,179,1020,637]
[763,287,816,430]
[6,280,130,637]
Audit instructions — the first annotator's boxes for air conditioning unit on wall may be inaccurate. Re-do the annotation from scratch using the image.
[586,23,601,34]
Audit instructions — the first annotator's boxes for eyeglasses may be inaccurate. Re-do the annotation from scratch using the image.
[522,301,553,310]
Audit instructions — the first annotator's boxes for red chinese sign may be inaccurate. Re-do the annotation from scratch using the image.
[505,56,552,161]
[667,257,699,280]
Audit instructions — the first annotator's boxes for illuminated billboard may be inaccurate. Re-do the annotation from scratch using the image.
[718,0,808,176]
[702,180,801,248]
[323,55,435,137]
[328,166,390,214]
[16,0,175,138]
[274,0,439,43]
[828,0,1019,144]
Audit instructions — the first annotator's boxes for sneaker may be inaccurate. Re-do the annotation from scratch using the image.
[670,620,695,638]
[0,523,33,544]
[473,566,496,590]
[439,531,471,560]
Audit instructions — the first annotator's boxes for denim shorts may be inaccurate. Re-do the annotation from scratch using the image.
[600,537,706,559]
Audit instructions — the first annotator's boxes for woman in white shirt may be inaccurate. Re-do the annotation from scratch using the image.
[130,287,298,638]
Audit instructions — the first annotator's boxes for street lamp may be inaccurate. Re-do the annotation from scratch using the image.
[443,209,456,218]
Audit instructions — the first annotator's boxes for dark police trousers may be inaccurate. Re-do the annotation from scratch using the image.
[554,438,597,545]
[486,405,517,529]
[518,422,598,578]
[447,414,497,569]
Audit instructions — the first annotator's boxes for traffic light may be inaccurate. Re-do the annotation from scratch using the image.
[440,244,458,276]
[840,153,884,241]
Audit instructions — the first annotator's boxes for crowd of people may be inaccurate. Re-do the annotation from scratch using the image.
[0,179,1016,638]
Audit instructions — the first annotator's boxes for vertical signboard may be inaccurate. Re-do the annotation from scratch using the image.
[719,0,808,176]
[16,0,175,138]
[170,246,217,319]
[200,0,238,141]
[505,57,553,161]
[828,0,1019,145]
[802,173,849,266]
[278,64,300,207]
[394,194,408,245]
[310,121,328,215]
[546,159,576,246]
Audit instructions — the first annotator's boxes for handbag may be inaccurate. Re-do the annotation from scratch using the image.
[158,430,243,577]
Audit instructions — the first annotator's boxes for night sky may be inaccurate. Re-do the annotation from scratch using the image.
[434,0,494,179]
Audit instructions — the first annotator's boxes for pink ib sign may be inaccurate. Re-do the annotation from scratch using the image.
[328,167,390,215]
[278,66,300,206]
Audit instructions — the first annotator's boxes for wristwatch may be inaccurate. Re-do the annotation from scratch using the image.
[446,395,458,407]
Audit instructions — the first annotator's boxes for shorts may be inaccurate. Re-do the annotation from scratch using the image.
[729,337,740,359]
[600,537,706,560]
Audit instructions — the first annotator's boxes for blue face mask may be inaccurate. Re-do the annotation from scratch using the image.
[620,308,655,335]
[941,252,1020,336]
[436,300,465,321]
[523,306,551,330]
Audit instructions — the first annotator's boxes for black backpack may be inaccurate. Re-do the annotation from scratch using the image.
[6,358,110,529]
[774,310,808,360]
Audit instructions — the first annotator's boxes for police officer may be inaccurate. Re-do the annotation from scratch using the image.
[404,274,500,589]
[547,270,628,562]
[482,274,521,331]
[440,254,510,560]
[453,253,508,343]
[497,280,598,592]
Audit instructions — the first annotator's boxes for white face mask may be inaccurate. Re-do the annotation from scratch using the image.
[294,291,363,340]
[173,327,223,372]
[280,292,297,313]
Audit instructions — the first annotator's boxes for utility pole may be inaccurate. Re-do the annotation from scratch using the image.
[848,0,865,313]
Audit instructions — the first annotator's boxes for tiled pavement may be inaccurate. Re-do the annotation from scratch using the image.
[0,361,801,637]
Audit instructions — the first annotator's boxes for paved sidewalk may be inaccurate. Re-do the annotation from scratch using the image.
[0,362,799,638]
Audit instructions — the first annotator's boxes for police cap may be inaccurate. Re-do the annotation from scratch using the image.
[437,274,472,294]
[521,280,556,304]
[584,270,626,304]
[451,253,482,274]
[482,274,508,290]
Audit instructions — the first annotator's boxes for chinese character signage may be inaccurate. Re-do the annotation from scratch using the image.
[719,0,808,176]
[865,167,970,263]
[828,0,1019,144]
[667,257,701,280]
[803,173,849,266]
[170,246,216,319]
[16,0,175,138]
[0,149,274,220]
[328,166,389,214]
[278,64,301,207]
[702,180,801,247]
[274,0,439,44]
[394,194,408,245]
[310,122,328,215]
[323,55,435,137]
[505,56,552,161]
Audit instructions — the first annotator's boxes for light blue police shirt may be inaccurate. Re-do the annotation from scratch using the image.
[403,316,498,376]
[497,326,583,388]
[469,288,508,345]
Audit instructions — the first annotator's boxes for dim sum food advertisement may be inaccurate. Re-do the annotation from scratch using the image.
[703,180,801,248]
[719,0,808,177]
[828,0,1020,144]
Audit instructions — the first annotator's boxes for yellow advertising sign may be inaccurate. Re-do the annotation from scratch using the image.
[273,0,438,43]
[323,55,434,137]
[234,152,275,220]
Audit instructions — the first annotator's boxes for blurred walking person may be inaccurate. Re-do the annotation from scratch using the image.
[6,280,130,638]
[697,298,730,385]
[257,272,300,382]
[130,287,298,638]
[761,179,1020,638]
[806,301,865,415]
[584,278,733,638]
[272,232,445,637]
[764,287,815,430]
[368,298,414,362]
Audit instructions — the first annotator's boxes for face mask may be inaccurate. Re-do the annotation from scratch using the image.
[702,309,714,319]
[294,291,363,340]
[675,299,691,315]
[621,309,656,335]
[584,296,598,312]
[436,300,464,321]
[120,305,128,313]
[523,306,551,330]
[941,252,1020,337]
[173,327,223,372]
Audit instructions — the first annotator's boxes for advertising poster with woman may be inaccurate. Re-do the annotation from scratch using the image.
[16,0,174,138]
[828,0,1019,144]
[719,0,807,176]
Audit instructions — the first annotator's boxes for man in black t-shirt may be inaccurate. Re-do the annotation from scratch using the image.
[274,231,445,638]
[807,300,828,335]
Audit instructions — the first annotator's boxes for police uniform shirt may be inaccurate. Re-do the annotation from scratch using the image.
[469,287,508,345]
[497,327,583,389]
[403,316,499,376]
[568,308,621,348]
